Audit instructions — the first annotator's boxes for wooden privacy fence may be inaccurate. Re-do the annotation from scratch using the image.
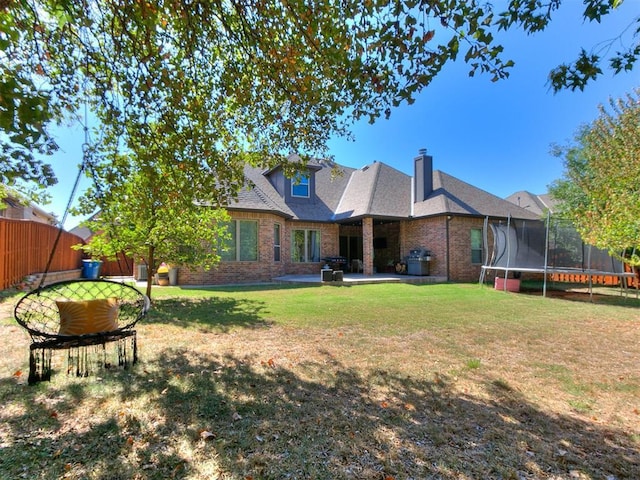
[0,218,85,290]
[100,252,134,277]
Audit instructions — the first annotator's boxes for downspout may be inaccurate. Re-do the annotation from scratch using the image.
[410,175,415,217]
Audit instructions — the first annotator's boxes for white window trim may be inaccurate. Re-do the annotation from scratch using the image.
[291,174,310,198]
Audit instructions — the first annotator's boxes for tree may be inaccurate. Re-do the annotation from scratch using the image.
[72,125,232,299]
[0,4,67,201]
[1,0,638,194]
[549,89,640,265]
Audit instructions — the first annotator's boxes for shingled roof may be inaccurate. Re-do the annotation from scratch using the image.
[505,190,558,216]
[334,161,412,221]
[413,171,540,220]
[228,158,538,222]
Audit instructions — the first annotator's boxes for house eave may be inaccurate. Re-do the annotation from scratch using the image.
[409,211,541,221]
[226,206,293,219]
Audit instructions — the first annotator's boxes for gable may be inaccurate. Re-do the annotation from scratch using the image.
[230,161,355,222]
[334,162,411,221]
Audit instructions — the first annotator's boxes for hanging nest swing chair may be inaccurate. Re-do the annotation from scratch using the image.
[14,279,150,384]
[13,123,150,384]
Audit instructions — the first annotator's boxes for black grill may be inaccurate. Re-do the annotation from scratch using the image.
[406,248,431,275]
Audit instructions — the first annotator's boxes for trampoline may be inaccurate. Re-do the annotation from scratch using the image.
[480,213,637,297]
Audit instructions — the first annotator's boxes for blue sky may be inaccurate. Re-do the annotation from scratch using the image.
[43,1,638,229]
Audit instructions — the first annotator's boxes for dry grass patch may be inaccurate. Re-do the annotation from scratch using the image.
[0,282,638,479]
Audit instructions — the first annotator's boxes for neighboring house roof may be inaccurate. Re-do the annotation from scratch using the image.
[505,190,559,216]
[414,171,540,220]
[69,224,93,241]
[0,188,58,225]
[229,158,539,222]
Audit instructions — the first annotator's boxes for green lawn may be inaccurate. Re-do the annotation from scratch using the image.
[0,282,638,479]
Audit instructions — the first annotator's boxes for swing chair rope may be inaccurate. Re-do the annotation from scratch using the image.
[37,147,88,290]
[80,101,134,279]
[38,9,94,290]
[39,8,131,286]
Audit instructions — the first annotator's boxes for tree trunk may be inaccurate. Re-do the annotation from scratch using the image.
[145,244,156,300]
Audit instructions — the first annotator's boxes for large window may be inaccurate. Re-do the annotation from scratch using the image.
[471,228,483,264]
[274,223,281,262]
[291,174,310,198]
[220,220,258,261]
[292,229,320,262]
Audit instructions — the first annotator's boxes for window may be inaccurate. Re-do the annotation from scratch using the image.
[291,174,310,198]
[471,228,483,264]
[220,220,258,261]
[292,229,320,262]
[274,223,281,262]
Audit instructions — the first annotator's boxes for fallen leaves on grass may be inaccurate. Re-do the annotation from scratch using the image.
[260,358,276,368]
[199,430,216,441]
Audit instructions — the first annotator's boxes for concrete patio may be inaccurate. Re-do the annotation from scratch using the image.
[113,273,448,288]
[273,273,448,286]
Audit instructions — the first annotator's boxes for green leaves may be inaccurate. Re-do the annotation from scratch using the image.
[1,0,638,197]
[548,50,603,92]
[550,89,640,264]
[496,0,638,92]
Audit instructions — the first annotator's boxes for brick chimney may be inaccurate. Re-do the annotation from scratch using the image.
[414,148,433,202]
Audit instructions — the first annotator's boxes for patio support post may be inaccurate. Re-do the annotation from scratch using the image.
[362,217,374,276]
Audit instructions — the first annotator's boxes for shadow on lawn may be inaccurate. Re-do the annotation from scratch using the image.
[518,282,640,308]
[175,283,311,294]
[147,296,273,331]
[1,349,638,480]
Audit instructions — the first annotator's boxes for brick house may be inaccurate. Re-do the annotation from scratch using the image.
[178,149,538,285]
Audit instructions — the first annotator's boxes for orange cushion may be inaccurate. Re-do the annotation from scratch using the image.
[56,298,119,335]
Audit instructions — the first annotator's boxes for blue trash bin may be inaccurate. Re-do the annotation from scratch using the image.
[82,259,102,279]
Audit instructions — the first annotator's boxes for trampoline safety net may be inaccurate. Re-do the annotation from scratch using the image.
[480,214,635,294]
